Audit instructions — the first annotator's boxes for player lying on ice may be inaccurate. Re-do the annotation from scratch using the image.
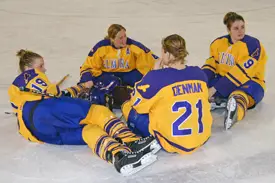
[202,12,267,130]
[8,49,161,176]
[78,24,159,109]
[120,34,213,154]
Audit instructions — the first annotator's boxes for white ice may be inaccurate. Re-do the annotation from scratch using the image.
[0,0,275,182]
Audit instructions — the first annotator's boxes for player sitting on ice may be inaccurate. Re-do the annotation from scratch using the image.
[121,34,213,155]
[8,49,161,176]
[77,24,158,109]
[202,12,267,130]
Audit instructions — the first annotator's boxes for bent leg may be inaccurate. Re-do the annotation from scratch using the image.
[118,70,143,87]
[81,105,140,143]
[82,124,131,162]
[23,97,91,144]
[122,101,150,137]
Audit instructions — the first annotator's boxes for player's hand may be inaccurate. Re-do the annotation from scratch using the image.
[153,58,164,70]
[83,81,94,88]
[45,84,62,97]
[208,87,217,99]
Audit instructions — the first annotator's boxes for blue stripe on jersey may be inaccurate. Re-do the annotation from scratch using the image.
[136,66,208,99]
[210,35,232,45]
[227,73,242,86]
[203,64,216,71]
[12,69,38,88]
[127,38,151,53]
[11,102,18,109]
[88,39,111,57]
[152,53,159,59]
[153,130,206,152]
[236,64,251,80]
[241,35,261,60]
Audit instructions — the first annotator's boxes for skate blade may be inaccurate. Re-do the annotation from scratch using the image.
[211,102,227,111]
[150,140,162,154]
[120,153,157,176]
[224,97,237,130]
[135,138,161,155]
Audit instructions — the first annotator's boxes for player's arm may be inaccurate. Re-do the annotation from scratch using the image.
[202,41,219,81]
[213,56,259,97]
[129,39,159,75]
[79,45,105,84]
[62,81,93,98]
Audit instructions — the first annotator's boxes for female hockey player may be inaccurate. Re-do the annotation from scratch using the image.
[79,24,158,87]
[202,12,267,130]
[121,34,213,155]
[8,49,160,176]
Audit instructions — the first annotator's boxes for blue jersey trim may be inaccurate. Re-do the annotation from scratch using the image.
[241,35,261,60]
[136,66,208,99]
[88,39,111,57]
[127,38,151,53]
[12,69,38,88]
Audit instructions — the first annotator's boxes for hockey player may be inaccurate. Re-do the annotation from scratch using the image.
[8,49,160,176]
[202,12,267,130]
[122,34,213,154]
[79,24,158,87]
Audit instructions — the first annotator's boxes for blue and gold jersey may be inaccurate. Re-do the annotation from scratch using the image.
[202,34,267,97]
[123,66,212,154]
[8,69,52,114]
[80,38,158,83]
[8,69,51,143]
[8,69,88,143]
[8,69,84,114]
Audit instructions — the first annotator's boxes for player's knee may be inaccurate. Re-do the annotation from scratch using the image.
[93,104,114,116]
[88,105,116,126]
[82,124,103,145]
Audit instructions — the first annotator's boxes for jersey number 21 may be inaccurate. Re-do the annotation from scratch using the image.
[172,99,203,136]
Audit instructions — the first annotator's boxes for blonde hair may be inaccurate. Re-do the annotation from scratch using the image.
[104,24,126,40]
[16,49,42,72]
[223,12,245,29]
[162,34,189,64]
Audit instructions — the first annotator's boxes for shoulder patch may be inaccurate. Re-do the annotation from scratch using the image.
[137,84,150,92]
[241,35,261,60]
[12,69,38,88]
[88,39,111,57]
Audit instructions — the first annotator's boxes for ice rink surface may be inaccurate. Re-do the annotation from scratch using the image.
[0,0,275,182]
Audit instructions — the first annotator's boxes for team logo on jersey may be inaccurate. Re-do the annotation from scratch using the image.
[24,73,31,84]
[137,84,150,92]
[251,48,260,59]
[126,48,130,55]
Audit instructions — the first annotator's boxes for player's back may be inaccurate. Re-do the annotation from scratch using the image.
[134,66,212,154]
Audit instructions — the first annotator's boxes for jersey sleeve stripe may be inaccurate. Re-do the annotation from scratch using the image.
[11,102,18,109]
[202,64,216,72]
[227,73,242,86]
[236,64,251,80]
